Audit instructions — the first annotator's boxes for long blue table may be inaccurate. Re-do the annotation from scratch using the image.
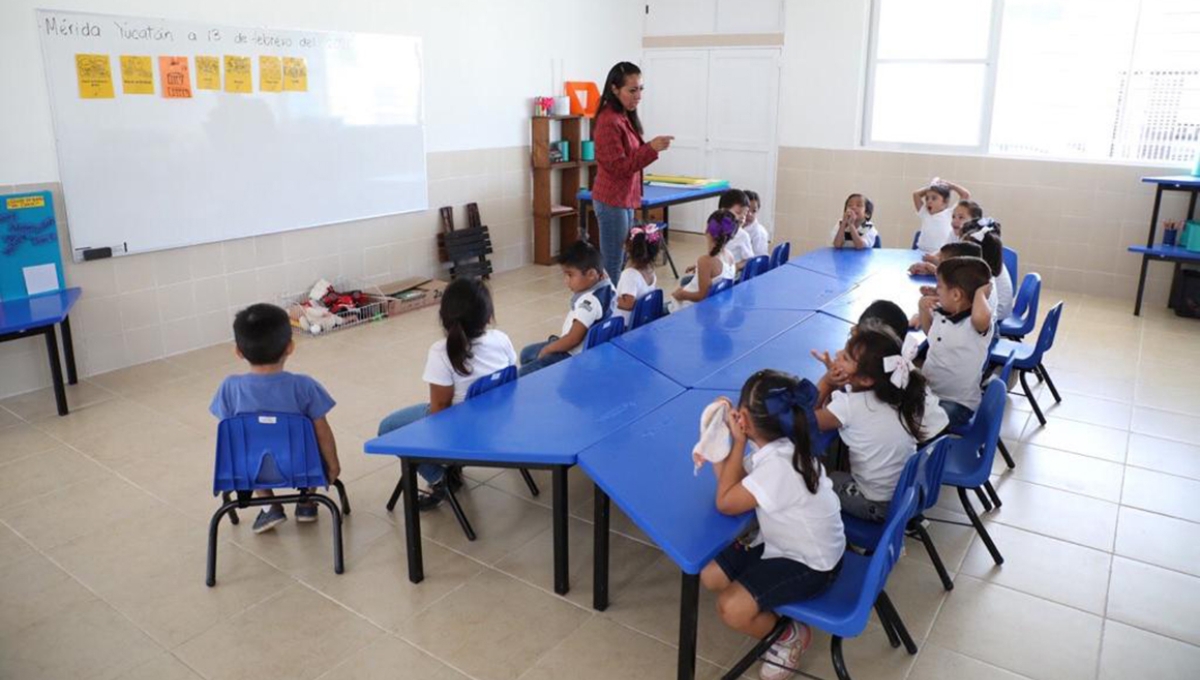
[694,312,853,391]
[728,263,851,311]
[821,268,934,325]
[789,246,925,285]
[364,342,683,594]
[0,288,81,415]
[1130,175,1200,315]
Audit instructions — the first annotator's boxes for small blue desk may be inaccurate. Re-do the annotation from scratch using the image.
[821,269,935,325]
[694,312,854,391]
[789,247,925,285]
[727,263,852,311]
[1131,175,1200,315]
[364,342,683,594]
[612,301,811,387]
[0,288,81,415]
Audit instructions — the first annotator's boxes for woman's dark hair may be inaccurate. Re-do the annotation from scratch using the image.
[440,278,494,376]
[957,200,983,220]
[738,370,823,494]
[706,209,737,256]
[625,228,661,269]
[845,321,928,441]
[598,62,643,136]
[844,193,875,220]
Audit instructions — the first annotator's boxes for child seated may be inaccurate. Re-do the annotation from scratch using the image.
[519,240,615,375]
[964,219,1013,322]
[915,200,983,268]
[744,189,771,257]
[210,303,341,533]
[669,209,738,311]
[918,257,994,427]
[832,193,878,249]
[909,240,983,277]
[377,278,517,509]
[811,299,912,369]
[814,322,945,522]
[720,189,756,269]
[913,178,971,254]
[614,225,661,327]
[698,370,845,679]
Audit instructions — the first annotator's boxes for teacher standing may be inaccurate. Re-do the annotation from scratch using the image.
[591,61,674,284]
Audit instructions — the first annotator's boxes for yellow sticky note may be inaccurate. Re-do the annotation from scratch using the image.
[259,56,282,92]
[195,56,220,90]
[224,55,252,93]
[120,55,155,95]
[282,57,307,92]
[6,196,46,210]
[75,54,114,99]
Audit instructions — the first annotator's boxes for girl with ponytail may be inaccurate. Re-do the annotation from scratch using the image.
[698,370,845,679]
[376,278,516,510]
[813,320,948,523]
[668,209,738,311]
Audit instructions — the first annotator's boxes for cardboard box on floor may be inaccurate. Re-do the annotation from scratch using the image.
[372,277,448,316]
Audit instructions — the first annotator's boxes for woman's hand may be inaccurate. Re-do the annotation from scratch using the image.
[649,135,674,152]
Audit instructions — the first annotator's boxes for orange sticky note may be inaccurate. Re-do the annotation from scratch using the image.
[259,56,282,92]
[195,55,220,90]
[159,56,192,99]
[75,54,114,99]
[224,55,251,93]
[282,57,307,92]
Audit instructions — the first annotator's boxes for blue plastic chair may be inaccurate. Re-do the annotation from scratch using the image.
[911,231,921,250]
[999,273,1041,340]
[723,490,920,680]
[873,235,882,248]
[769,242,791,269]
[1002,247,1018,290]
[208,413,350,586]
[630,289,665,329]
[989,302,1063,426]
[739,255,770,283]
[940,378,1008,567]
[585,315,625,350]
[707,277,734,298]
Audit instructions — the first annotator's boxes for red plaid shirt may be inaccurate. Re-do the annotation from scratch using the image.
[591,106,658,209]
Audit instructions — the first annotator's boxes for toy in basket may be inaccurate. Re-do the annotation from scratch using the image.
[285,278,389,336]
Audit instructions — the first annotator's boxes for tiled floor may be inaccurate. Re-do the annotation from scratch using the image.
[2,233,1199,679]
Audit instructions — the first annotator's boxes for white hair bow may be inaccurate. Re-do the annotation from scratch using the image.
[969,222,995,242]
[882,333,922,389]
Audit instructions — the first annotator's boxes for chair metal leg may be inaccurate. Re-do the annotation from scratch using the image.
[720,617,789,680]
[998,439,1016,469]
[958,487,1004,565]
[1039,363,1062,403]
[984,480,1003,509]
[913,521,954,591]
[385,472,405,512]
[206,499,240,586]
[308,494,345,575]
[877,591,918,655]
[831,636,851,680]
[519,468,541,497]
[974,486,993,513]
[1019,369,1047,426]
[443,484,477,541]
[333,479,352,515]
[874,599,901,649]
[221,491,239,525]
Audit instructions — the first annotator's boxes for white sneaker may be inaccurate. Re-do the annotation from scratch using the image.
[759,621,812,680]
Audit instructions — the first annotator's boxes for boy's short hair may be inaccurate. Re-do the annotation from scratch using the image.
[940,241,982,259]
[718,188,749,210]
[744,189,760,204]
[927,184,951,201]
[937,257,992,300]
[556,239,604,274]
[858,300,909,339]
[233,303,293,365]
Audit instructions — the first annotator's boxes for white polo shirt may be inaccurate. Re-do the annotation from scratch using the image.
[740,438,846,570]
[746,220,771,258]
[922,308,994,411]
[423,329,517,405]
[828,389,921,502]
[561,279,614,355]
[724,227,755,264]
[995,266,1014,321]
[831,221,880,249]
[614,267,657,327]
[916,205,954,254]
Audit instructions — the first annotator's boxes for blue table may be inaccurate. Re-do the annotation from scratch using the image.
[821,269,935,325]
[578,182,731,278]
[0,288,81,415]
[727,262,852,311]
[789,247,925,285]
[694,312,853,391]
[1131,175,1200,315]
[612,301,812,387]
[364,342,683,594]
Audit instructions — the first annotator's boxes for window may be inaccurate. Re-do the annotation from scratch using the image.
[864,0,1200,165]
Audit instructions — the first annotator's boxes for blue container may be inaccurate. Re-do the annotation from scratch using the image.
[1164,228,1177,247]
[581,140,595,161]
[558,140,569,162]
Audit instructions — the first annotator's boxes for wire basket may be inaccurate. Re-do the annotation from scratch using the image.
[279,277,389,337]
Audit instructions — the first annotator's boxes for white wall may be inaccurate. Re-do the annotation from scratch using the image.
[0,0,645,184]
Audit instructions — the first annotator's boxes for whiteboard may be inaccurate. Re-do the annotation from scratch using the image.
[36,9,428,261]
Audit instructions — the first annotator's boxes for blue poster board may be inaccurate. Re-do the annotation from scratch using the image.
[0,191,65,301]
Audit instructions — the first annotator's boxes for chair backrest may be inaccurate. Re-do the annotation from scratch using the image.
[943,378,1007,488]
[854,488,918,625]
[213,413,326,494]
[996,352,1016,384]
[707,277,734,298]
[1002,247,1018,289]
[911,231,921,250]
[873,234,882,248]
[739,255,770,283]
[916,436,951,511]
[1028,302,1064,362]
[1011,272,1041,320]
[878,450,923,526]
[769,242,790,268]
[630,289,665,329]
[585,315,625,350]
[466,365,518,400]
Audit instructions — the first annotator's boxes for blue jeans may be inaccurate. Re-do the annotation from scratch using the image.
[594,199,634,284]
[519,339,570,377]
[377,404,444,484]
[940,399,976,429]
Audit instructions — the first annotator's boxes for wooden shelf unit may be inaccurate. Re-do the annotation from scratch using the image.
[532,115,599,265]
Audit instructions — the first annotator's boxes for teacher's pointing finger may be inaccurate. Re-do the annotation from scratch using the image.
[650,135,674,152]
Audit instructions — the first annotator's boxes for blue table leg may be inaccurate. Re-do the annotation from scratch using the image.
[553,466,569,595]
[402,458,424,583]
[593,485,610,611]
[43,326,68,416]
[678,572,700,680]
[60,316,78,385]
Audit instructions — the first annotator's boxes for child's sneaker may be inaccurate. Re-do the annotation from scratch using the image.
[253,506,287,534]
[760,621,812,680]
[296,502,318,523]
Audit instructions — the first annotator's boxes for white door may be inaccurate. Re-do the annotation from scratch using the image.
[640,48,781,235]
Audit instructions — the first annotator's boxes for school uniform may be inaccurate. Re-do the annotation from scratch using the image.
[915,205,953,254]
[923,307,994,424]
[995,265,1015,321]
[519,279,615,375]
[747,220,771,258]
[725,227,755,264]
[614,267,657,327]
[831,221,879,248]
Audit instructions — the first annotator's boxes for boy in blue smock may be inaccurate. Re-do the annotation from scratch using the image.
[210,303,342,533]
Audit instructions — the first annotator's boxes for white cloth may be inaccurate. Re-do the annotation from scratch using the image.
[724,227,755,264]
[827,389,920,502]
[615,267,657,327]
[915,204,954,254]
[923,308,994,411]
[746,220,771,258]
[740,438,846,569]
[423,329,517,405]
[995,265,1014,321]
[831,221,879,249]
[692,400,732,475]
[561,279,614,355]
